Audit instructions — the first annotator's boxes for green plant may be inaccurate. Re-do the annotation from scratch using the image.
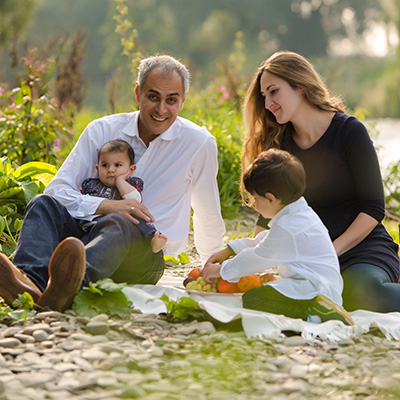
[183,98,244,219]
[0,157,57,256]
[113,0,141,87]
[160,293,204,322]
[0,62,71,166]
[384,161,400,218]
[72,278,134,318]
[0,292,36,324]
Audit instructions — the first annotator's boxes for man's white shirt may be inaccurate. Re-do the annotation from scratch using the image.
[45,112,226,264]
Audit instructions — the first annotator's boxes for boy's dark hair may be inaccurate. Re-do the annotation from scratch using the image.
[243,148,305,205]
[98,140,135,165]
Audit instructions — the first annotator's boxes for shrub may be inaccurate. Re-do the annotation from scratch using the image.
[0,157,57,257]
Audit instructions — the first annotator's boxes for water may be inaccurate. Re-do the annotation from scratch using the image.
[367,118,400,173]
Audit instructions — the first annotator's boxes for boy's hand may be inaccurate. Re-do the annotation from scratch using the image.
[204,246,235,266]
[202,262,222,283]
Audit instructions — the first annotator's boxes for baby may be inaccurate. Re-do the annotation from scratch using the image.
[81,139,167,253]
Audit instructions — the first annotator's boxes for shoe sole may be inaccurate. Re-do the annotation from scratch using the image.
[0,253,42,304]
[38,237,86,311]
[315,294,355,326]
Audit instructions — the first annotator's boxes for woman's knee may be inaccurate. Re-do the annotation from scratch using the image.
[342,264,392,312]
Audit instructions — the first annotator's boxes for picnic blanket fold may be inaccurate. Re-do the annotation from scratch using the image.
[123,281,400,342]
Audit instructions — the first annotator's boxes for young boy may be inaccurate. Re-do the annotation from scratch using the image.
[81,139,167,253]
[203,149,354,325]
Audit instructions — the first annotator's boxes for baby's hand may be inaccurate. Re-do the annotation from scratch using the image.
[116,171,132,182]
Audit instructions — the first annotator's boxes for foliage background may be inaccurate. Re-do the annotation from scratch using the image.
[0,0,399,246]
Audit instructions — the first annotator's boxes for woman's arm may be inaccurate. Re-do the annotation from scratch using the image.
[333,212,378,256]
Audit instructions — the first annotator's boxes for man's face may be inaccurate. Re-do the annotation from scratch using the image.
[136,67,185,145]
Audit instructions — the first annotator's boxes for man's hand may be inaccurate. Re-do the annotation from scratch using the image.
[95,198,155,225]
[202,262,222,283]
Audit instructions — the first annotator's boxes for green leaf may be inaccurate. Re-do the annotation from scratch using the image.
[72,278,133,318]
[21,181,40,204]
[12,292,35,311]
[159,294,204,321]
[13,218,23,233]
[92,278,128,292]
[14,162,57,185]
[164,256,179,266]
[178,252,190,264]
[0,216,5,236]
[178,296,199,308]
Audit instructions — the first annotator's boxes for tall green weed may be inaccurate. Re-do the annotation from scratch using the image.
[182,94,244,219]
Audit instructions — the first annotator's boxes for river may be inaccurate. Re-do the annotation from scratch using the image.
[368,118,400,173]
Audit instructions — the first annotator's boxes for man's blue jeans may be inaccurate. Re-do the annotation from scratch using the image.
[13,195,165,291]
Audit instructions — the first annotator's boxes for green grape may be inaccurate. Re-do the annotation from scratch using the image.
[185,275,218,292]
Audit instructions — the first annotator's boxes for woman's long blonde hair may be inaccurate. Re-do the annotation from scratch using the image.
[241,51,346,171]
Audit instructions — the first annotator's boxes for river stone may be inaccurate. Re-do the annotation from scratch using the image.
[33,329,49,342]
[0,338,21,348]
[85,321,110,335]
[22,323,53,335]
[2,327,22,338]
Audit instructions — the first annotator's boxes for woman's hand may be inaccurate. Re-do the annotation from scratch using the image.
[96,198,155,225]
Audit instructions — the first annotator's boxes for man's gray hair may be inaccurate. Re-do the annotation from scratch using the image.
[137,55,190,95]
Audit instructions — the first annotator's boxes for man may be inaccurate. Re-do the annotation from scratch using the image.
[0,55,226,311]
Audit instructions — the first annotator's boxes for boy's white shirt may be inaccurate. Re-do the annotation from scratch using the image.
[220,197,344,305]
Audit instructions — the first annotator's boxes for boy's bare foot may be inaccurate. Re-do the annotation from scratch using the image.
[151,231,168,253]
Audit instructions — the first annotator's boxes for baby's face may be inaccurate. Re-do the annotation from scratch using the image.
[97,151,133,188]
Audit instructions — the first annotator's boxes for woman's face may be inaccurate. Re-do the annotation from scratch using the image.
[260,71,304,124]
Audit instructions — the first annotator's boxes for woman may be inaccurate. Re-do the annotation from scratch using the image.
[242,50,399,313]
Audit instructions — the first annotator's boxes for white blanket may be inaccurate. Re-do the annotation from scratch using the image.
[123,276,400,342]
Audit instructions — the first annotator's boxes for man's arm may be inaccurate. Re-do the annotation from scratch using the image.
[44,121,104,219]
[44,119,153,223]
[190,136,226,265]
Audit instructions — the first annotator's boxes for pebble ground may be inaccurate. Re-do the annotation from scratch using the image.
[1,216,400,399]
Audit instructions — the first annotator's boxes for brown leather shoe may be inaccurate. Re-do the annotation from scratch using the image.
[38,237,86,312]
[0,253,42,305]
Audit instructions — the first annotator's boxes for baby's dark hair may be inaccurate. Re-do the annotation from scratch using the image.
[98,139,135,165]
[243,148,305,205]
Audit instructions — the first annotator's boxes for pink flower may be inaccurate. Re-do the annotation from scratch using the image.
[54,138,60,152]
[220,85,230,100]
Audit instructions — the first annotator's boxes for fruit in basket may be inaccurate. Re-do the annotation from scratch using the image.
[237,274,261,292]
[217,278,240,293]
[188,267,203,279]
[186,276,218,292]
[183,277,195,287]
[260,272,277,284]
